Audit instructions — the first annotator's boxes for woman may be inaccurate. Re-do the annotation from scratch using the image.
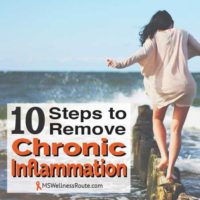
[107,10,200,183]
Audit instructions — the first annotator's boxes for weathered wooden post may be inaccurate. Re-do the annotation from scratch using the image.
[133,105,154,184]
[147,148,185,200]
[133,105,198,200]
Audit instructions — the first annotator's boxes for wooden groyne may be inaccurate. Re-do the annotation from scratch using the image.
[133,105,198,200]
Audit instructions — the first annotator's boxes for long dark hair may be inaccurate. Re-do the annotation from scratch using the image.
[139,10,174,45]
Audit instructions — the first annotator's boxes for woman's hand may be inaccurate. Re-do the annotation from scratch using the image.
[106,59,117,68]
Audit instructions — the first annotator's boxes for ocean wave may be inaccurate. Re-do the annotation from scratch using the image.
[107,89,200,131]
[1,88,200,132]
[176,158,200,174]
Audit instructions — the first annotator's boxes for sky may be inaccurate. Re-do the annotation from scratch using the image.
[0,0,200,72]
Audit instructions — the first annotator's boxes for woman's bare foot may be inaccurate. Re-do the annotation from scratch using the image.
[166,173,177,182]
[166,167,178,182]
[157,157,168,170]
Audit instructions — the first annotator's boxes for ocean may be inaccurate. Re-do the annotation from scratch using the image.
[0,71,200,199]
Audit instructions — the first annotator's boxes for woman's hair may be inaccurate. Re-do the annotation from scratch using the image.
[139,10,174,45]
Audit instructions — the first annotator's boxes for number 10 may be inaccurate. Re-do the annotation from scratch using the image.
[11,106,45,134]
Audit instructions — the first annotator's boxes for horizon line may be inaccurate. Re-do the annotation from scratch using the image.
[0,70,200,73]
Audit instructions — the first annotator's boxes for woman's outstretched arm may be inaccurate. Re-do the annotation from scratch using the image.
[107,38,155,69]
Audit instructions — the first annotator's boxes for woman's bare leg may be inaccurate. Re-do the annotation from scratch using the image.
[153,105,169,170]
[166,105,190,180]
